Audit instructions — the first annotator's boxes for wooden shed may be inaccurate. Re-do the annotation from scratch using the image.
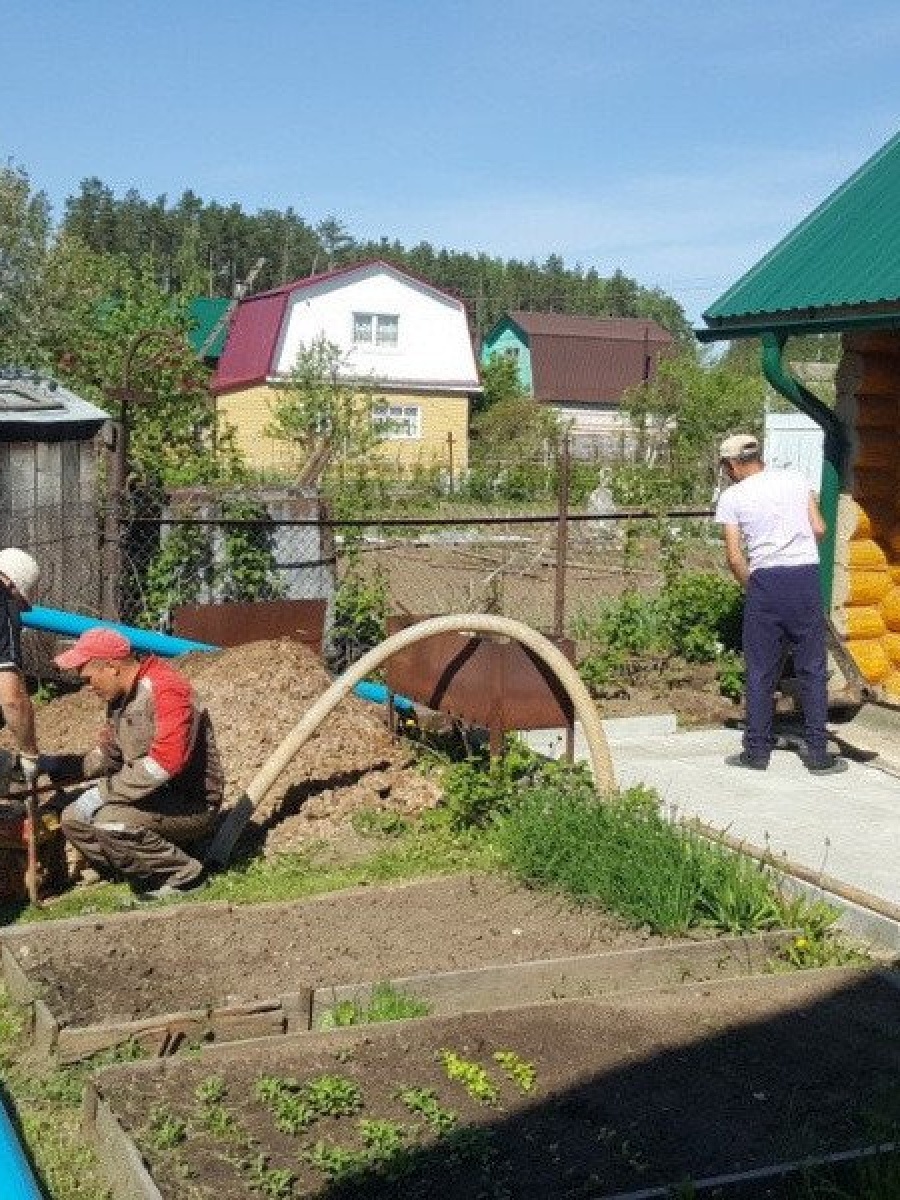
[0,369,109,615]
[697,129,900,702]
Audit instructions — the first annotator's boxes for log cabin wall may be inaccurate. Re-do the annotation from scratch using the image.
[833,331,900,696]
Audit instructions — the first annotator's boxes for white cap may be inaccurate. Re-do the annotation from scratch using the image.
[0,548,40,602]
[718,433,760,462]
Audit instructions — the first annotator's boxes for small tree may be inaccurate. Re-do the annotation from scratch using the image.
[267,336,383,480]
[623,353,765,493]
[475,352,527,415]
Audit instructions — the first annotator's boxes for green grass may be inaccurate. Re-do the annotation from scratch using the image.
[318,982,431,1029]
[497,779,806,937]
[0,987,139,1200]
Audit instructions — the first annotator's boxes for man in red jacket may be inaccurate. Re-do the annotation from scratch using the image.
[47,627,224,899]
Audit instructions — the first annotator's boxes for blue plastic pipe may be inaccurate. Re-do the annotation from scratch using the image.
[0,1097,43,1200]
[23,605,217,656]
[23,605,415,712]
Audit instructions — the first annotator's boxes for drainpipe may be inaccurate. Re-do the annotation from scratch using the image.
[760,332,849,608]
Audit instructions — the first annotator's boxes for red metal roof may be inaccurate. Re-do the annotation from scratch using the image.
[508,311,673,343]
[212,260,465,394]
[210,290,290,394]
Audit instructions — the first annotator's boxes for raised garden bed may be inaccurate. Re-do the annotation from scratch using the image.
[87,966,900,1199]
[1,873,792,1062]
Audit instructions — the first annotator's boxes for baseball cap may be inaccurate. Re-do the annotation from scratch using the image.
[0,547,40,603]
[718,434,760,462]
[54,627,133,671]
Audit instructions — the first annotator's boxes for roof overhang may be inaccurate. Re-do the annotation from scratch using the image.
[696,302,900,343]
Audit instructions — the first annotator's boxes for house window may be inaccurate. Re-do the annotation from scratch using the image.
[353,312,399,347]
[373,403,421,440]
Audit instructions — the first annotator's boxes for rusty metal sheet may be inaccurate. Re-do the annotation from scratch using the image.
[172,599,326,654]
[384,617,574,731]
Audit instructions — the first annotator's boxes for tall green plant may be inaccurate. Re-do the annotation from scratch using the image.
[218,498,284,601]
[139,519,213,627]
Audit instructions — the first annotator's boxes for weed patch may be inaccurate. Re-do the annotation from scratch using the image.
[318,982,431,1029]
[497,779,805,937]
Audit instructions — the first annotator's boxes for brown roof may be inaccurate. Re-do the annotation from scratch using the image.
[509,311,673,342]
[504,312,674,406]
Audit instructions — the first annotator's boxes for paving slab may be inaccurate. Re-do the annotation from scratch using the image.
[523,718,900,951]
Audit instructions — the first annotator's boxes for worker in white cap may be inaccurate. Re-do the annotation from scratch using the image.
[715,435,846,776]
[0,547,41,785]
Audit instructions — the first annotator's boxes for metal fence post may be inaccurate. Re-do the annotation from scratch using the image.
[554,434,570,638]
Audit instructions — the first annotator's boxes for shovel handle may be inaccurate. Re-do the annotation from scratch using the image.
[25,781,40,907]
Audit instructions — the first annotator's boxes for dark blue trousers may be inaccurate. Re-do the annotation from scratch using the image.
[742,564,828,762]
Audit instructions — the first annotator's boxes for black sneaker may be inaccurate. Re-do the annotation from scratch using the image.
[802,753,849,776]
[725,752,770,771]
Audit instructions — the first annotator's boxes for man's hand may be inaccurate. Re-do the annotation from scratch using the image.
[70,785,104,824]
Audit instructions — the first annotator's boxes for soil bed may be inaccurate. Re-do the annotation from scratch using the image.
[4,874,679,1027]
[90,967,900,1199]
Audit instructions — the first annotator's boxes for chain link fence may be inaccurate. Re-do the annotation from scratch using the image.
[338,511,721,635]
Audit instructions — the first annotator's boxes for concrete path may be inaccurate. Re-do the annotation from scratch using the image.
[523,717,900,950]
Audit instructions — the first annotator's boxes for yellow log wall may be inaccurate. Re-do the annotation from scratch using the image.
[833,332,900,696]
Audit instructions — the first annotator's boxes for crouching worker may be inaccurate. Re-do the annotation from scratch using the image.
[46,627,224,900]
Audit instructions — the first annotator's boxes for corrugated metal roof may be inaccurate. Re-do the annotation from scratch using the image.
[188,297,231,359]
[529,332,672,406]
[703,130,900,331]
[211,291,290,394]
[211,260,469,395]
[508,311,672,342]
[0,370,109,431]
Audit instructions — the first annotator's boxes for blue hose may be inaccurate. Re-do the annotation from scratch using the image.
[23,605,415,712]
[0,1096,43,1199]
[23,605,216,656]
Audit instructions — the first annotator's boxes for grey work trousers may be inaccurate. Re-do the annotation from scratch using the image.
[61,799,216,889]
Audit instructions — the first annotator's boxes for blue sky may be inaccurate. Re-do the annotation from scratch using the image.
[4,1,900,325]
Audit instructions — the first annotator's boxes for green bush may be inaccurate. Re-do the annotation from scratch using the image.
[496,781,785,935]
[662,570,743,662]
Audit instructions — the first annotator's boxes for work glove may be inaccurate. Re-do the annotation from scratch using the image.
[71,785,104,825]
[16,753,39,787]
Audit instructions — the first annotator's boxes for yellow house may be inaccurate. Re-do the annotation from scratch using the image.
[212,260,480,475]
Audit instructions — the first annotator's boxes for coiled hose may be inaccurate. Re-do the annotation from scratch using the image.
[206,614,614,867]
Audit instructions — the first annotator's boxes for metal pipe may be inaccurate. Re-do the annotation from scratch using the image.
[760,332,849,608]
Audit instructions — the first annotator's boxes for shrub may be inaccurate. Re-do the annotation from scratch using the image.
[662,570,743,662]
[496,781,786,936]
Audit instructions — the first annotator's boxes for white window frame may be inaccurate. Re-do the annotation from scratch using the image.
[372,402,421,440]
[353,312,399,348]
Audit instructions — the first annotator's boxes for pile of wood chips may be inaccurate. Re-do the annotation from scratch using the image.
[27,638,441,857]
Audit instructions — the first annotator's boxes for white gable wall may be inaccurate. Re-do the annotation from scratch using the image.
[273,266,478,387]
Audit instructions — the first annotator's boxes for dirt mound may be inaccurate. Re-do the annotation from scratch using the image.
[32,639,441,855]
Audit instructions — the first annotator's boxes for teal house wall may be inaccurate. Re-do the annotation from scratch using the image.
[481,318,534,394]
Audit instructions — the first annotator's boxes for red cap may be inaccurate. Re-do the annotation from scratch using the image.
[54,627,133,671]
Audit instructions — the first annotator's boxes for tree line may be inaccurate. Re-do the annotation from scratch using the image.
[61,176,696,345]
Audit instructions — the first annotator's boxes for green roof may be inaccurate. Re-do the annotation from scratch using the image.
[188,297,231,359]
[700,130,900,340]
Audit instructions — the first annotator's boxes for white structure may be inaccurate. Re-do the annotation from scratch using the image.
[213,260,481,472]
[764,410,824,491]
[272,263,479,388]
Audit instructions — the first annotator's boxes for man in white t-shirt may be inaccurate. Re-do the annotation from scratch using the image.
[715,433,846,776]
